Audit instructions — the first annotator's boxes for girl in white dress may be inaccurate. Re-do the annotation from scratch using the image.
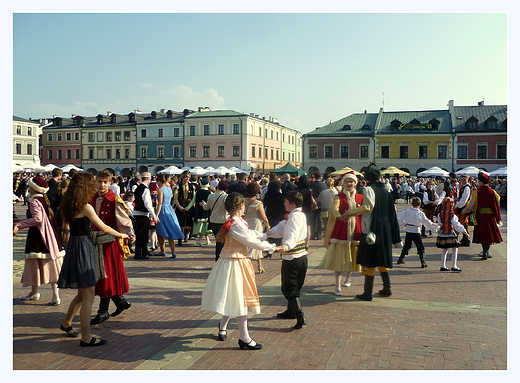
[201,192,277,350]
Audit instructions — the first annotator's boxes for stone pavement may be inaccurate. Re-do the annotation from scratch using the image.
[11,200,508,371]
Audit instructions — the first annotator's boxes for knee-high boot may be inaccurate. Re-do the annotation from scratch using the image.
[288,297,306,329]
[110,295,132,317]
[419,252,427,268]
[356,275,374,301]
[378,272,392,296]
[90,297,110,325]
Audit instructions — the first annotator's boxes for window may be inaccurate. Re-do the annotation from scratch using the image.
[458,146,468,159]
[360,145,369,159]
[157,147,164,158]
[362,124,371,130]
[265,129,268,138]
[75,132,80,141]
[173,146,180,158]
[233,124,240,134]
[477,145,487,159]
[218,124,224,135]
[438,146,447,159]
[283,152,285,161]
[276,132,279,141]
[400,146,408,159]
[265,148,268,158]
[66,149,71,159]
[419,145,428,159]
[124,148,130,159]
[106,149,111,159]
[467,120,478,130]
[16,143,22,154]
[16,126,21,135]
[252,146,256,158]
[203,146,210,157]
[48,149,52,160]
[190,126,196,136]
[106,132,113,141]
[276,150,279,160]
[47,133,53,142]
[271,149,274,159]
[88,133,95,142]
[218,146,225,157]
[342,125,351,130]
[283,133,285,142]
[233,146,240,157]
[27,143,33,155]
[497,144,506,159]
[66,132,72,141]
[75,149,80,159]
[271,130,273,139]
[158,128,163,138]
[340,146,349,158]
[381,146,390,158]
[57,133,62,141]
[259,127,262,136]
[141,147,147,158]
[174,128,179,137]
[115,131,121,141]
[309,146,317,158]
[141,129,146,138]
[325,146,333,158]
[124,131,131,141]
[57,149,62,160]
[89,149,94,160]
[115,149,121,159]
[190,146,197,157]
[204,125,210,135]
[258,146,262,158]
[27,127,32,136]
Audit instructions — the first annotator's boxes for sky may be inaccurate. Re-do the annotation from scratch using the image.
[11,11,508,134]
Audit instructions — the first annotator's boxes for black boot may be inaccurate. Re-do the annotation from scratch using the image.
[177,239,183,247]
[378,272,392,296]
[277,305,295,319]
[90,297,110,325]
[397,250,406,264]
[134,246,148,259]
[421,226,427,238]
[288,298,306,329]
[356,275,374,301]
[419,253,427,268]
[110,295,131,317]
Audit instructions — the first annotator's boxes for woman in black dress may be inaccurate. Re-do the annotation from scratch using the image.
[58,172,130,347]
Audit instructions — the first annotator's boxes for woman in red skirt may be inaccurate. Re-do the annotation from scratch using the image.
[462,173,502,260]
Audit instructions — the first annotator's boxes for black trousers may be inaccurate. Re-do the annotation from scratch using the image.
[134,215,150,250]
[310,209,323,240]
[209,222,224,261]
[281,255,308,301]
[402,232,425,255]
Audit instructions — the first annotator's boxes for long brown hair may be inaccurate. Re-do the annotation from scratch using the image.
[59,172,96,223]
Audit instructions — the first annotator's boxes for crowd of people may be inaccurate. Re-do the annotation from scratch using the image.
[12,165,505,349]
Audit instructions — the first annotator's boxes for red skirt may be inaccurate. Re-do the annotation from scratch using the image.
[95,241,130,297]
[472,214,502,244]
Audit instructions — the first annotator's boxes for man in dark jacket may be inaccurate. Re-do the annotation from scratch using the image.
[280,173,297,195]
[46,167,63,212]
[228,172,247,196]
[345,163,402,301]
[309,172,326,240]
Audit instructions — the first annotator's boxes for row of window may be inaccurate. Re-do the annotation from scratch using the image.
[46,132,81,142]
[15,143,34,155]
[309,145,369,159]
[186,145,241,159]
[47,148,81,160]
[15,125,35,136]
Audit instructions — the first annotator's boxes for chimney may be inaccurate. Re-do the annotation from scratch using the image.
[478,101,484,106]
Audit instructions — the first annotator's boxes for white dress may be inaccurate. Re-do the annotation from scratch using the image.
[201,216,276,317]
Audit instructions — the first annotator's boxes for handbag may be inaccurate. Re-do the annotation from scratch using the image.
[460,234,471,247]
[310,193,318,211]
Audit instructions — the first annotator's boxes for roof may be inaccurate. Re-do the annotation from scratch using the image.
[306,113,378,137]
[13,116,41,124]
[376,109,452,134]
[451,104,507,132]
[184,110,247,119]
[270,162,306,176]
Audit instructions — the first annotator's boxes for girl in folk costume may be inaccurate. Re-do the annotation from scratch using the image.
[436,197,469,272]
[421,180,438,236]
[461,173,502,260]
[320,172,363,296]
[201,192,277,350]
[13,177,65,305]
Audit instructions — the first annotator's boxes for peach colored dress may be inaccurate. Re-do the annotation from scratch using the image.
[201,216,276,317]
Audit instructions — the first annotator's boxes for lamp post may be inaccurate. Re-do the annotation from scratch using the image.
[451,127,457,173]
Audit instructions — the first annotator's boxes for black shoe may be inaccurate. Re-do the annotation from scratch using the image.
[238,338,262,350]
[451,267,462,272]
[440,267,450,272]
[80,337,107,347]
[396,258,405,264]
[177,240,183,247]
[110,299,131,317]
[294,312,306,329]
[90,311,109,325]
[60,324,79,338]
[217,325,227,341]
[277,309,295,319]
[378,288,392,297]
[421,261,428,268]
[355,293,373,301]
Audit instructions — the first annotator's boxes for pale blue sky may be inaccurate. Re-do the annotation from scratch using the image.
[13,12,507,133]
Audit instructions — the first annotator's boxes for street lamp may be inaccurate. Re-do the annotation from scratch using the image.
[451,126,457,173]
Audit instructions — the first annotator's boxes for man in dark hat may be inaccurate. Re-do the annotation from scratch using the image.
[344,163,402,301]
[173,170,196,244]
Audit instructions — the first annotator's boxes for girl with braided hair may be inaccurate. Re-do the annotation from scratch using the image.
[436,197,469,272]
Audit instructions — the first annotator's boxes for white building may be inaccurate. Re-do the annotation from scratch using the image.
[13,116,43,169]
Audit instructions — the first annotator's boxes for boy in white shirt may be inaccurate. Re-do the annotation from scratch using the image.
[263,190,308,330]
[397,197,439,267]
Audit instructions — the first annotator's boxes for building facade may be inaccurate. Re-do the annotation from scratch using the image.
[13,116,43,169]
[41,116,83,167]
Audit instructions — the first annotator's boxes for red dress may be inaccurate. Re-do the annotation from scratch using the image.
[329,192,363,242]
[471,186,502,244]
[90,190,131,297]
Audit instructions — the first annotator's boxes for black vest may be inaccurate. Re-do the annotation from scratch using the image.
[134,183,148,212]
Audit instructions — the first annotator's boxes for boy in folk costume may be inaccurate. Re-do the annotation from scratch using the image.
[436,197,469,272]
[173,170,197,245]
[397,197,439,268]
[89,170,136,325]
[263,190,308,329]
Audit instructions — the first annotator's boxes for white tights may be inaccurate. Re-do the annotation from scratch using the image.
[440,248,459,269]
[219,315,254,345]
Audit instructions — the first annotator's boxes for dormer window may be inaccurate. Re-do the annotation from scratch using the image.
[73,116,84,126]
[151,111,157,119]
[391,119,402,130]
[466,116,478,130]
[128,113,135,123]
[429,118,440,130]
[110,114,117,123]
[485,116,498,129]
[362,124,371,130]
[53,117,62,127]
[409,118,421,125]
[167,110,173,118]
[96,114,104,124]
[342,125,351,131]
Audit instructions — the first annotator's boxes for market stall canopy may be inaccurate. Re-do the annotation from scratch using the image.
[229,166,249,174]
[488,167,507,177]
[330,166,363,176]
[269,162,306,176]
[158,166,183,175]
[212,166,235,175]
[43,164,59,172]
[381,166,410,176]
[455,166,489,177]
[417,166,450,177]
[61,164,83,173]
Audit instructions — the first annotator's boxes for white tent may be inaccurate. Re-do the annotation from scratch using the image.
[191,167,211,176]
[21,161,44,172]
[417,167,450,177]
[158,166,183,175]
[488,167,507,177]
[180,166,191,171]
[455,166,489,177]
[229,166,248,174]
[213,166,235,175]
[61,164,83,173]
[13,164,24,172]
[43,164,59,172]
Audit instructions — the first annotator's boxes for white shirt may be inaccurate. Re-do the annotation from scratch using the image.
[397,207,439,234]
[132,183,156,219]
[109,183,120,196]
[264,207,308,260]
[229,216,276,253]
[316,188,338,212]
[455,183,471,208]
